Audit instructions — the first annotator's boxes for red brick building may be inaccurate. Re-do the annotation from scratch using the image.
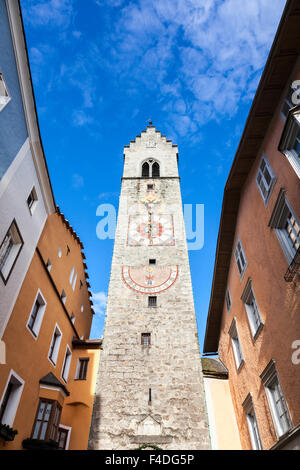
[204,0,300,450]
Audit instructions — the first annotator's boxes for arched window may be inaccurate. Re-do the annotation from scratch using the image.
[142,162,150,177]
[152,162,160,178]
[141,160,160,178]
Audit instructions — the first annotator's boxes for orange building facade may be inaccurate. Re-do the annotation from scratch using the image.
[204,0,300,451]
[0,210,101,450]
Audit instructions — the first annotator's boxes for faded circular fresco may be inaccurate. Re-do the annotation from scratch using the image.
[122,265,178,294]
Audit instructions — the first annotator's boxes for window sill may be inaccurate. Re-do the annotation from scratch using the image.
[252,323,264,343]
[237,359,245,374]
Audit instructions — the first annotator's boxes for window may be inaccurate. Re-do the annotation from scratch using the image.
[26,187,38,215]
[142,162,150,177]
[225,288,232,313]
[48,325,62,365]
[260,360,292,438]
[234,238,247,279]
[147,184,154,191]
[72,273,77,291]
[229,319,244,371]
[0,371,24,426]
[61,290,67,305]
[281,82,296,119]
[0,71,11,112]
[57,426,71,450]
[27,291,47,338]
[149,259,156,265]
[242,394,262,450]
[148,296,157,307]
[141,333,151,346]
[241,279,263,339]
[46,259,52,272]
[278,108,300,178]
[141,160,160,178]
[75,358,89,380]
[61,346,72,383]
[69,266,75,284]
[32,399,61,442]
[0,220,23,284]
[256,155,276,205]
[269,189,300,263]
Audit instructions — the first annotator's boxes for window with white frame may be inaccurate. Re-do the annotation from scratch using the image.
[225,288,232,313]
[260,360,292,438]
[234,239,247,279]
[0,371,24,427]
[46,259,52,272]
[61,290,67,305]
[229,318,244,370]
[27,291,47,338]
[242,393,263,450]
[48,325,62,365]
[72,273,77,291]
[281,82,297,119]
[69,267,77,291]
[0,220,23,284]
[26,187,38,215]
[278,108,300,179]
[0,71,11,112]
[61,346,72,383]
[269,189,300,264]
[256,155,276,205]
[69,266,74,284]
[241,279,263,339]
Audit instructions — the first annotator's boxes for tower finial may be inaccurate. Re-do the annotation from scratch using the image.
[147,118,153,126]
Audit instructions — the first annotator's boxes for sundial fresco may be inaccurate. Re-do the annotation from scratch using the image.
[122,265,178,294]
[127,191,175,247]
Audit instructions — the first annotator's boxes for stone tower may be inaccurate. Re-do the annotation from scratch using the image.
[89,123,210,450]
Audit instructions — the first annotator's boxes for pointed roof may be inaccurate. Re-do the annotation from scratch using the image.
[39,372,70,396]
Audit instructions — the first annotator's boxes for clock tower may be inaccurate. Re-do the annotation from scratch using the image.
[89,123,210,450]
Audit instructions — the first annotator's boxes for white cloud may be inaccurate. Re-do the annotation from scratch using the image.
[72,110,93,127]
[92,291,107,316]
[22,0,73,28]
[23,0,286,140]
[100,0,286,136]
[71,173,84,189]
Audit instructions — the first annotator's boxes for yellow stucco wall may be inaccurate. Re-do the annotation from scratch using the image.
[204,377,242,450]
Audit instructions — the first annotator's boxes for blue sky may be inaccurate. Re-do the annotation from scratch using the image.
[20,0,286,350]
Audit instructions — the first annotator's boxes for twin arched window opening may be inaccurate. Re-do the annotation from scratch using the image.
[142,160,160,178]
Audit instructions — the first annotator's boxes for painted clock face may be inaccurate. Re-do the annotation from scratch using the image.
[127,214,175,246]
[122,265,178,294]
